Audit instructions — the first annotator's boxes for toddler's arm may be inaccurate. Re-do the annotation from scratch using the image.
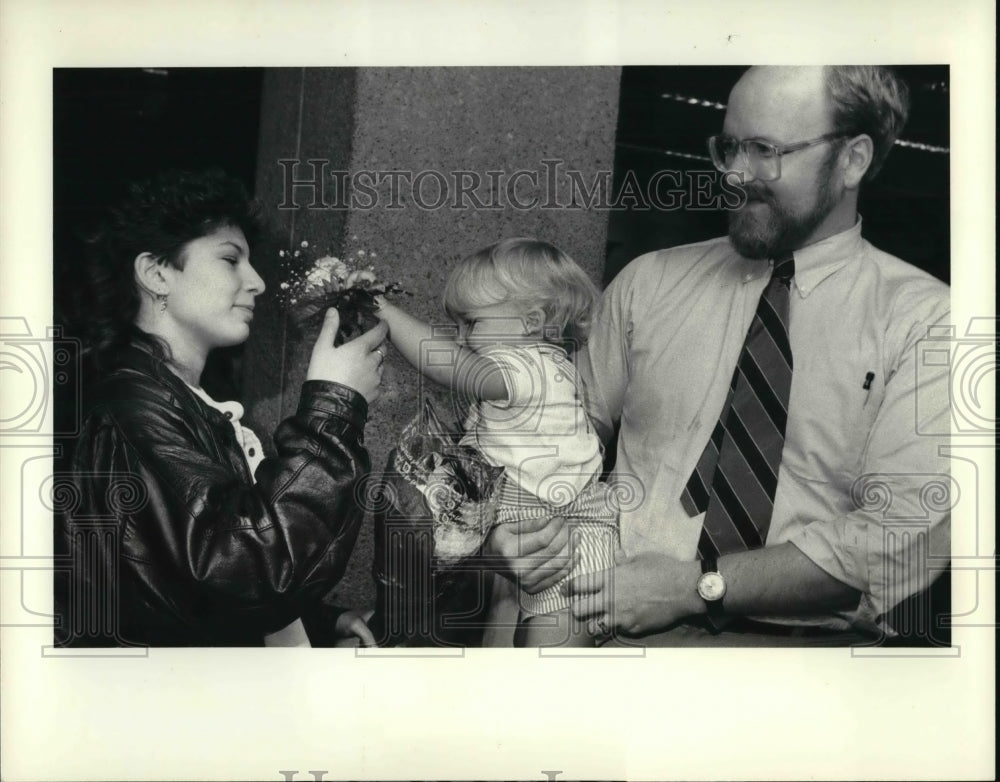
[376,298,508,401]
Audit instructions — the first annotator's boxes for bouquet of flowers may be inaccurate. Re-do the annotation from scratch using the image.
[277,241,408,344]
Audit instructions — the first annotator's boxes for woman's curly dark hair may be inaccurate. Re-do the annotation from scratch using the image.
[79,168,265,369]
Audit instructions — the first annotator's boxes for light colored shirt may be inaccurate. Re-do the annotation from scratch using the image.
[465,344,610,636]
[185,385,265,476]
[578,220,951,632]
[460,343,603,504]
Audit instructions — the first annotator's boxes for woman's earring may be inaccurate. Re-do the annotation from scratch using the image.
[157,293,168,313]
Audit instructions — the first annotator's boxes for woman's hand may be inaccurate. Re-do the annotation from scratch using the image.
[483,515,572,594]
[306,308,388,403]
[332,608,377,648]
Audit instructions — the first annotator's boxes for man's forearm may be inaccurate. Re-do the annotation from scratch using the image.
[579,543,863,636]
[717,542,861,617]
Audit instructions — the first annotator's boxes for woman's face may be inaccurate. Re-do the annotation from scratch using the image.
[161,224,265,359]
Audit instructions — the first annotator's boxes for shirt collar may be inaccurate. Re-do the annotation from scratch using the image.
[185,383,245,423]
[737,218,864,298]
[790,218,865,298]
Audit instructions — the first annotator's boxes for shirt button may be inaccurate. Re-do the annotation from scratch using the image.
[248,447,255,457]
[224,411,233,420]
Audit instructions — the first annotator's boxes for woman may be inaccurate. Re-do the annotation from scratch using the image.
[55,169,387,647]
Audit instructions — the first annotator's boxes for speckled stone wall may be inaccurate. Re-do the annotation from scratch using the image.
[245,66,622,613]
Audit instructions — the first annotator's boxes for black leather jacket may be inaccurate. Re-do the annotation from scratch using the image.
[55,344,370,646]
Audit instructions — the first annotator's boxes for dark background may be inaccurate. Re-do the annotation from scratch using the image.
[53,67,263,261]
[54,67,264,400]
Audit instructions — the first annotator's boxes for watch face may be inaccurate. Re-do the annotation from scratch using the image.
[697,572,727,602]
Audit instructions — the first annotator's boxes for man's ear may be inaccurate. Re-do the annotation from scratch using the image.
[133,252,170,298]
[523,307,546,336]
[841,134,874,190]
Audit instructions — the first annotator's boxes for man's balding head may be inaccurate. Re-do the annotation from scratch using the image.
[726,67,832,145]
[727,66,908,183]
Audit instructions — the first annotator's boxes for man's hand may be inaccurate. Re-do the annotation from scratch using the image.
[483,515,571,594]
[568,550,704,637]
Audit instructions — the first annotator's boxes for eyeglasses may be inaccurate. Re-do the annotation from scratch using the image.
[707,132,845,182]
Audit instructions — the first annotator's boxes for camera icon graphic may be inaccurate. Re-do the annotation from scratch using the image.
[0,317,82,436]
[915,319,997,436]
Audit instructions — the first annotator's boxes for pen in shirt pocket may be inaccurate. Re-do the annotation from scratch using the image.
[862,371,875,407]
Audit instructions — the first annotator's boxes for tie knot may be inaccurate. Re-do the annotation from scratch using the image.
[772,254,795,285]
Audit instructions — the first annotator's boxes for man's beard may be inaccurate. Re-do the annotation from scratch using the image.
[727,155,840,260]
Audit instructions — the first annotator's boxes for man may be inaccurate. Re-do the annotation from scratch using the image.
[486,65,950,646]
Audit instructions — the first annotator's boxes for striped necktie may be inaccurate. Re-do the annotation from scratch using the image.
[680,253,795,560]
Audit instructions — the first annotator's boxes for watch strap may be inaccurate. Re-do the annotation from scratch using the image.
[699,556,728,631]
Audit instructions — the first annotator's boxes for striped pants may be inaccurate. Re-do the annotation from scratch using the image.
[494,478,620,616]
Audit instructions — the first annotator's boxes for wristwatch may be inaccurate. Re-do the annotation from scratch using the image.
[697,557,727,627]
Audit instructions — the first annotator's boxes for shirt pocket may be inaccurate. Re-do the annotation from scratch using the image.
[781,361,885,492]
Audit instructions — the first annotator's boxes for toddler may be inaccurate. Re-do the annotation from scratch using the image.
[376,238,619,647]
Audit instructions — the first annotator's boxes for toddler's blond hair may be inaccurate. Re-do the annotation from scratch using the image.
[443,238,599,351]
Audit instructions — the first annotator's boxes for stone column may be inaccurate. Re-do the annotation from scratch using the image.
[244,66,621,612]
